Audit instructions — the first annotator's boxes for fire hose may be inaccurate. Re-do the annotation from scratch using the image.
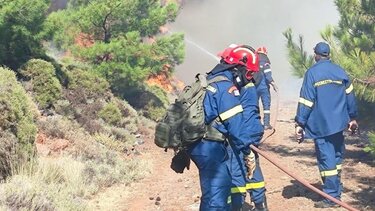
[250,145,359,211]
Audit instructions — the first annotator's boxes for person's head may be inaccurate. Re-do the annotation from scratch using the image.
[218,44,259,71]
[314,42,330,62]
[256,46,268,55]
[218,44,259,86]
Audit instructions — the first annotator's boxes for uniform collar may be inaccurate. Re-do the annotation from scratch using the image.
[207,63,235,81]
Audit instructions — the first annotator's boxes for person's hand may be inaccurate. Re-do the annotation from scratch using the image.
[244,151,256,179]
[348,120,358,135]
[271,82,278,92]
[295,124,305,143]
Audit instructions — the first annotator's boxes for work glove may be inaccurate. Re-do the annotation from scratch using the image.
[348,120,359,135]
[244,150,256,179]
[170,149,190,174]
[295,124,305,143]
[271,82,278,92]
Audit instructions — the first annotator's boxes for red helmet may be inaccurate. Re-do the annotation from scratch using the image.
[256,46,268,55]
[218,45,259,72]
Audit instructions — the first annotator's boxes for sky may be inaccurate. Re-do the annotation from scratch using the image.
[170,0,340,101]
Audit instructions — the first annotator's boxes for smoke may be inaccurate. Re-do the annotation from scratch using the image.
[169,0,339,101]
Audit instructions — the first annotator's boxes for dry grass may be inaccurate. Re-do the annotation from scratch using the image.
[0,115,149,210]
[0,154,149,210]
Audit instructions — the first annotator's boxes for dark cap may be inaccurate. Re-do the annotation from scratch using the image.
[314,42,330,56]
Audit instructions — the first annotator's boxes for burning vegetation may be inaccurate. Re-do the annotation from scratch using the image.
[147,70,185,93]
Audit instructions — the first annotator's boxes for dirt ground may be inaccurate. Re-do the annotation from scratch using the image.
[89,99,375,211]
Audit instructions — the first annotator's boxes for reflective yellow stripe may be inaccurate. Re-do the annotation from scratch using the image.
[263,110,270,114]
[206,85,217,93]
[231,186,247,193]
[246,181,265,189]
[314,79,343,87]
[299,97,314,107]
[321,169,338,177]
[346,84,353,94]
[245,82,255,88]
[336,164,342,170]
[219,105,243,121]
[264,69,272,73]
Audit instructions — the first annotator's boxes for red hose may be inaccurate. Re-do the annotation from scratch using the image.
[250,145,359,211]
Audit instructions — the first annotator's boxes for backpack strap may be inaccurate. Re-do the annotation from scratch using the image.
[207,75,230,85]
[203,75,232,142]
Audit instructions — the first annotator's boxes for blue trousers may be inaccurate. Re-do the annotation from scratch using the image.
[257,88,271,126]
[227,145,266,209]
[314,131,345,203]
[188,140,231,211]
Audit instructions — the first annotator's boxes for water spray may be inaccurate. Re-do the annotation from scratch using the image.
[165,29,220,62]
[184,38,220,62]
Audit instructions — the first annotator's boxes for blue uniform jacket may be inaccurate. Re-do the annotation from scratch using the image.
[256,53,274,91]
[240,82,264,145]
[204,64,251,154]
[295,59,358,139]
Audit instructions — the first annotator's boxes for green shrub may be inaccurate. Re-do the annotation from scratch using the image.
[364,132,375,156]
[147,85,170,107]
[65,66,109,98]
[19,59,62,109]
[94,133,129,153]
[0,67,37,179]
[142,102,166,121]
[98,102,122,126]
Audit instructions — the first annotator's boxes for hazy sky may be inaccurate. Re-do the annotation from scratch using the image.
[170,0,340,101]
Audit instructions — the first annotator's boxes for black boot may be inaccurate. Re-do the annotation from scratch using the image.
[253,196,269,211]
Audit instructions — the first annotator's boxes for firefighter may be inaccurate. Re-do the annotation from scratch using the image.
[255,47,278,130]
[218,45,268,211]
[187,44,261,210]
[295,42,358,208]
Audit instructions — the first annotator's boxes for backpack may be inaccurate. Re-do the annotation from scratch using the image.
[154,74,228,149]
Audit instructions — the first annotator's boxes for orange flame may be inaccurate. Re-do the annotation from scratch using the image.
[147,71,184,93]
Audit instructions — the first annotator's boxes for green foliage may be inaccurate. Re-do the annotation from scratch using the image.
[98,102,122,125]
[68,0,178,41]
[364,132,375,156]
[0,0,49,69]
[0,67,37,179]
[46,0,185,92]
[19,59,62,109]
[282,28,314,78]
[78,32,184,90]
[65,65,109,98]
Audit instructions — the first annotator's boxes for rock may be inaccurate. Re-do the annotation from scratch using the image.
[134,139,145,145]
[155,201,161,205]
[156,196,161,201]
[149,197,154,200]
[193,194,200,202]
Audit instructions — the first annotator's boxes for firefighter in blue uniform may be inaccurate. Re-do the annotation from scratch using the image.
[218,45,268,211]
[295,42,358,208]
[255,47,278,130]
[187,45,261,211]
